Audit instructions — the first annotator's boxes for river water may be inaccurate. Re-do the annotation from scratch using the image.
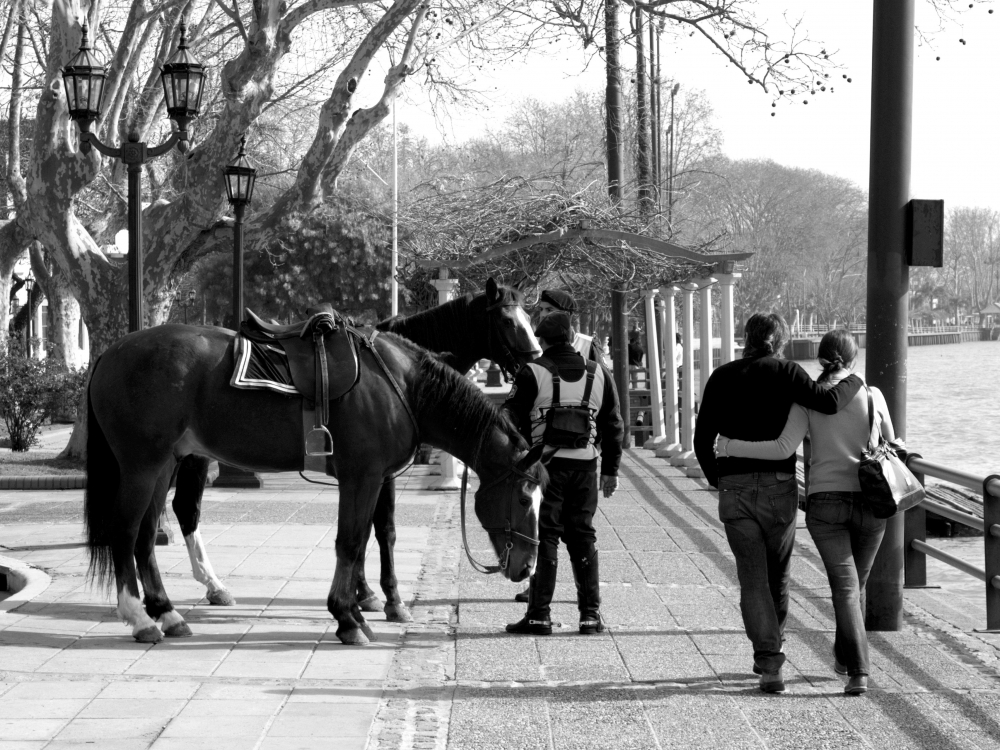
[797,340,1000,613]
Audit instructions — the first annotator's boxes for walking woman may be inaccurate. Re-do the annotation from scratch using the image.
[716,329,897,696]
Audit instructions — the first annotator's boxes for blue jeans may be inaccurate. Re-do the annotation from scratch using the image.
[718,472,798,675]
[806,491,886,677]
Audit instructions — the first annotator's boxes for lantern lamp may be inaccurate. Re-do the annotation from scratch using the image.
[61,24,107,135]
[160,20,205,151]
[224,136,257,207]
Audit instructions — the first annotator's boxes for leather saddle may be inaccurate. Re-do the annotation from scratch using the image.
[240,304,359,457]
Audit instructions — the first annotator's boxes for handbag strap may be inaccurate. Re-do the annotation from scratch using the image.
[865,385,883,451]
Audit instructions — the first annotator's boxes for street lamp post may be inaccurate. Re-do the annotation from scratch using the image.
[23,273,34,358]
[62,22,205,333]
[213,137,262,489]
[183,289,196,324]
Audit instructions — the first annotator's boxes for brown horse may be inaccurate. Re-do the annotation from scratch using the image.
[165,279,539,621]
[85,324,545,644]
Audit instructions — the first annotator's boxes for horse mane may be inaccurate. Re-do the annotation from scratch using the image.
[391,337,526,463]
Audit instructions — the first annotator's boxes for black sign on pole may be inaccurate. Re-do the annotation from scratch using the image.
[906,199,944,267]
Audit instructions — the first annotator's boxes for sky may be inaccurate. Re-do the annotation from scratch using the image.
[393,0,1000,212]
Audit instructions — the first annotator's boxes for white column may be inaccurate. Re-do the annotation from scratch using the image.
[670,283,699,467]
[698,277,717,399]
[642,289,666,448]
[430,270,463,490]
[655,286,682,457]
[716,272,741,365]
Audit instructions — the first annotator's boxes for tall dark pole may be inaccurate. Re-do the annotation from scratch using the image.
[606,0,630,443]
[668,84,679,226]
[232,203,246,327]
[635,7,652,220]
[125,137,145,332]
[652,22,662,216]
[865,0,914,631]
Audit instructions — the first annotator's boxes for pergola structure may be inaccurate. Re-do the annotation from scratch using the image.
[415,225,752,478]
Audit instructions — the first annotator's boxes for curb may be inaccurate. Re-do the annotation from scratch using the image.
[0,475,87,490]
[0,554,52,613]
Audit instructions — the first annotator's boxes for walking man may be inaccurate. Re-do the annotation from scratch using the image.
[694,313,864,693]
[504,311,624,635]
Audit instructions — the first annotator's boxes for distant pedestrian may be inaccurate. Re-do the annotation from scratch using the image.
[627,329,644,367]
[694,313,863,694]
[716,329,900,696]
[504,311,624,635]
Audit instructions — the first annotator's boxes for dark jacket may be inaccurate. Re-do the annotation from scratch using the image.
[694,356,863,488]
[504,343,624,476]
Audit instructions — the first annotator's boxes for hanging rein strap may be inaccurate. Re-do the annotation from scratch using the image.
[460,464,542,575]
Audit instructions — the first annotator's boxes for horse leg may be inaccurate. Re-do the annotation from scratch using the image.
[136,465,192,638]
[172,455,236,606]
[329,474,382,645]
[374,479,412,623]
[355,520,383,613]
[113,471,165,643]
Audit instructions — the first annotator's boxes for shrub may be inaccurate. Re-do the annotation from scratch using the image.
[0,344,87,451]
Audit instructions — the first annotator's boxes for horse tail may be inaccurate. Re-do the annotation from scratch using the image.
[84,360,117,593]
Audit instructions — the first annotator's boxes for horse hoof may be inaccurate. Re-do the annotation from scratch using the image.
[359,621,378,641]
[384,603,413,623]
[358,594,384,612]
[134,625,163,643]
[164,621,193,638]
[337,628,370,646]
[208,589,237,606]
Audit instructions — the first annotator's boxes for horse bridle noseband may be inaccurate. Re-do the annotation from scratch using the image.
[460,463,542,575]
[484,301,538,382]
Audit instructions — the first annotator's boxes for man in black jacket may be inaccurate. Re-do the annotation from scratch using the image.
[503,311,624,635]
[694,313,863,694]
[536,289,602,363]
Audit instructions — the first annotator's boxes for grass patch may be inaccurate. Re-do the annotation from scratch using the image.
[0,450,85,476]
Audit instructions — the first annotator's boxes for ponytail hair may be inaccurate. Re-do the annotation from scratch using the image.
[742,313,789,359]
[816,329,858,383]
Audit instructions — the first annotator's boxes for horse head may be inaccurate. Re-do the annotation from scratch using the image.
[474,442,547,583]
[484,277,541,377]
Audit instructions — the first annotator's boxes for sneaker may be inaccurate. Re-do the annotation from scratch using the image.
[579,615,605,635]
[505,616,552,636]
[844,675,868,695]
[759,670,786,694]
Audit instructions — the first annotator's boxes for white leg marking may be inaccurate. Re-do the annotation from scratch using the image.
[515,308,542,355]
[529,483,543,576]
[184,530,227,594]
[117,586,158,636]
[161,610,185,629]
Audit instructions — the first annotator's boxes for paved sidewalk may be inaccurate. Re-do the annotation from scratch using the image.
[0,466,441,750]
[4,449,1000,749]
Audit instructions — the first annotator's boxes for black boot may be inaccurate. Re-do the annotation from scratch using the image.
[506,557,556,635]
[514,588,529,603]
[571,551,604,634]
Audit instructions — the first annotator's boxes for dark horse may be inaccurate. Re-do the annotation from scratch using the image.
[167,279,539,622]
[85,324,546,644]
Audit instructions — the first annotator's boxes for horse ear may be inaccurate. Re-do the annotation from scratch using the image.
[517,443,546,470]
[486,277,499,304]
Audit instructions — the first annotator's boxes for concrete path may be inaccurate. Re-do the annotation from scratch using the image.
[3,450,1000,749]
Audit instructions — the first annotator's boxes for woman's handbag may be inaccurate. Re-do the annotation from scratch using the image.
[857,386,925,518]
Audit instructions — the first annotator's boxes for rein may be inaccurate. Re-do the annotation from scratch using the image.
[460,463,541,575]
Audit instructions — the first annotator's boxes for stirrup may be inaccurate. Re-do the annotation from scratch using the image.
[305,425,334,456]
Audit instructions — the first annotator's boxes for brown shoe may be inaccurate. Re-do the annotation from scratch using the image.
[844,675,868,695]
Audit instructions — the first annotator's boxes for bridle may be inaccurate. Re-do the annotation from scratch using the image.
[484,300,538,382]
[460,463,542,575]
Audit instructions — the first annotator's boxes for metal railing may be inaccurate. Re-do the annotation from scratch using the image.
[904,457,1000,632]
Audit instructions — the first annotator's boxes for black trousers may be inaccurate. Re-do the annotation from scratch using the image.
[538,467,599,564]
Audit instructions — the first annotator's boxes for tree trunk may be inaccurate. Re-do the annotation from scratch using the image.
[635,6,652,220]
[605,0,624,203]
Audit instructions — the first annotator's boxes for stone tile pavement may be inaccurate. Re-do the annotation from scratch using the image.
[4,449,1000,749]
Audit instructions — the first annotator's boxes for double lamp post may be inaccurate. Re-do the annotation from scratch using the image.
[63,23,260,495]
